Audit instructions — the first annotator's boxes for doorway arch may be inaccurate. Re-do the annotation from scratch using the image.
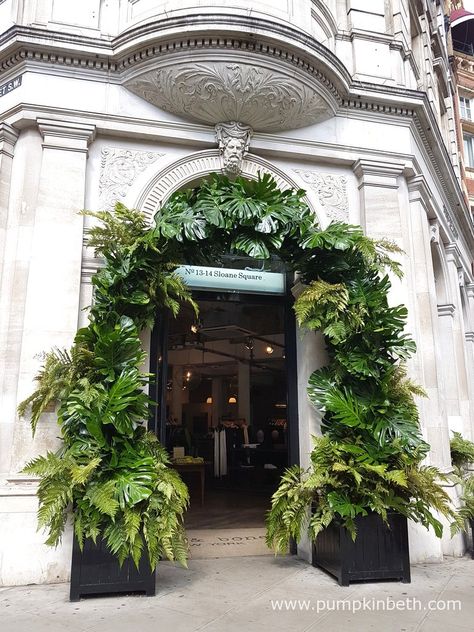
[134,148,327,227]
[22,163,428,570]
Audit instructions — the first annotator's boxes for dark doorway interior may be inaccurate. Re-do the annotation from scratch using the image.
[156,292,292,530]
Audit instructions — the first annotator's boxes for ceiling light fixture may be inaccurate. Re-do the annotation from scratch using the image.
[228,396,237,404]
[265,345,274,355]
[191,319,203,334]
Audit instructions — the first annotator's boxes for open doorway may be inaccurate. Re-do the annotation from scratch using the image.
[150,288,297,556]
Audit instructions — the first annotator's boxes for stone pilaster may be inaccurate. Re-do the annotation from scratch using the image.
[406,177,451,472]
[465,287,474,412]
[465,296,474,440]
[0,123,19,292]
[0,123,20,475]
[443,245,474,441]
[8,119,96,473]
[406,176,455,559]
[353,159,410,309]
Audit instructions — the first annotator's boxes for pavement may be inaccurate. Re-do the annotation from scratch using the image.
[1,554,474,632]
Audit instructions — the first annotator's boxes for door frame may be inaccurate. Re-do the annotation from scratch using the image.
[148,278,300,468]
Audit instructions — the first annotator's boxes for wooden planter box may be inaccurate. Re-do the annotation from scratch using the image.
[312,512,411,586]
[70,536,156,601]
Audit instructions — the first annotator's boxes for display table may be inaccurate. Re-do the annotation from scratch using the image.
[172,461,206,506]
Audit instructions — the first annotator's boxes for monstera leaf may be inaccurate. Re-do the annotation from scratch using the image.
[113,454,156,508]
[90,317,144,381]
[100,369,149,436]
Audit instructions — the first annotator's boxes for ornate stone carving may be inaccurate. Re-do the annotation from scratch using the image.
[99,147,163,210]
[429,220,440,245]
[136,149,318,225]
[124,62,333,132]
[442,205,459,239]
[215,122,252,176]
[294,170,349,222]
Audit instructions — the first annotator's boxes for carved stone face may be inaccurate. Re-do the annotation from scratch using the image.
[222,137,246,174]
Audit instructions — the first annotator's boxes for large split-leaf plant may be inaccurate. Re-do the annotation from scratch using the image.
[19,172,453,568]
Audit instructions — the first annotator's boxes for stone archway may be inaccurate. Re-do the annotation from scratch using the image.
[134,150,328,520]
[135,148,327,227]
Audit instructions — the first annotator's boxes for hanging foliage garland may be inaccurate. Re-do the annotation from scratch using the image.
[19,173,455,568]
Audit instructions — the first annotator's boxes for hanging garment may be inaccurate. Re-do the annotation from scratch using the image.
[214,429,220,477]
[219,429,227,477]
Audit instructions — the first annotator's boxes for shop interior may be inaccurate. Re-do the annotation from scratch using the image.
[165,293,289,529]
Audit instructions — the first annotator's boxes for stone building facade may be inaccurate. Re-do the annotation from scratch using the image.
[450,1,474,214]
[0,0,474,586]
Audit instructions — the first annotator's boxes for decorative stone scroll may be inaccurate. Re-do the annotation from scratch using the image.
[99,147,163,210]
[294,170,349,222]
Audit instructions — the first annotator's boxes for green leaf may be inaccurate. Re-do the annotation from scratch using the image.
[324,387,366,428]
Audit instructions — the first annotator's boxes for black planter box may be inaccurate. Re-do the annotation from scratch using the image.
[312,512,411,586]
[70,536,156,601]
[470,519,474,560]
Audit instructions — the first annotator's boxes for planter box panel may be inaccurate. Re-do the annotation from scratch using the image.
[70,537,156,601]
[312,513,411,586]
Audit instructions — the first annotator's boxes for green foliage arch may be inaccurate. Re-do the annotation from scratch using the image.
[19,173,453,567]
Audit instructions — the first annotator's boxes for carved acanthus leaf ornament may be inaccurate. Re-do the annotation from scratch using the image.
[99,147,163,210]
[125,62,332,132]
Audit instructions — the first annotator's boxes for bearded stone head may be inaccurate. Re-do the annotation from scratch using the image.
[215,122,253,177]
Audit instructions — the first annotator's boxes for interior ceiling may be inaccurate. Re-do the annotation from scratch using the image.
[198,325,255,341]
[168,298,286,375]
[169,300,285,338]
[169,355,286,378]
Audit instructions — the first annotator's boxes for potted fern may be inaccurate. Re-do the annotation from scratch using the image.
[19,316,189,599]
[266,255,455,585]
[18,203,196,599]
[450,432,474,558]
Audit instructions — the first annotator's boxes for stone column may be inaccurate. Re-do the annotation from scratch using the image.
[465,284,474,440]
[356,167,450,561]
[406,177,458,559]
[9,119,96,473]
[0,127,44,477]
[0,119,95,586]
[0,123,19,475]
[353,159,409,308]
[436,302,463,432]
[0,123,19,292]
[444,245,473,440]
[293,276,329,563]
[405,181,451,470]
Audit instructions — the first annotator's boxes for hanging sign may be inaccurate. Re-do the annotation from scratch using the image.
[175,265,286,295]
